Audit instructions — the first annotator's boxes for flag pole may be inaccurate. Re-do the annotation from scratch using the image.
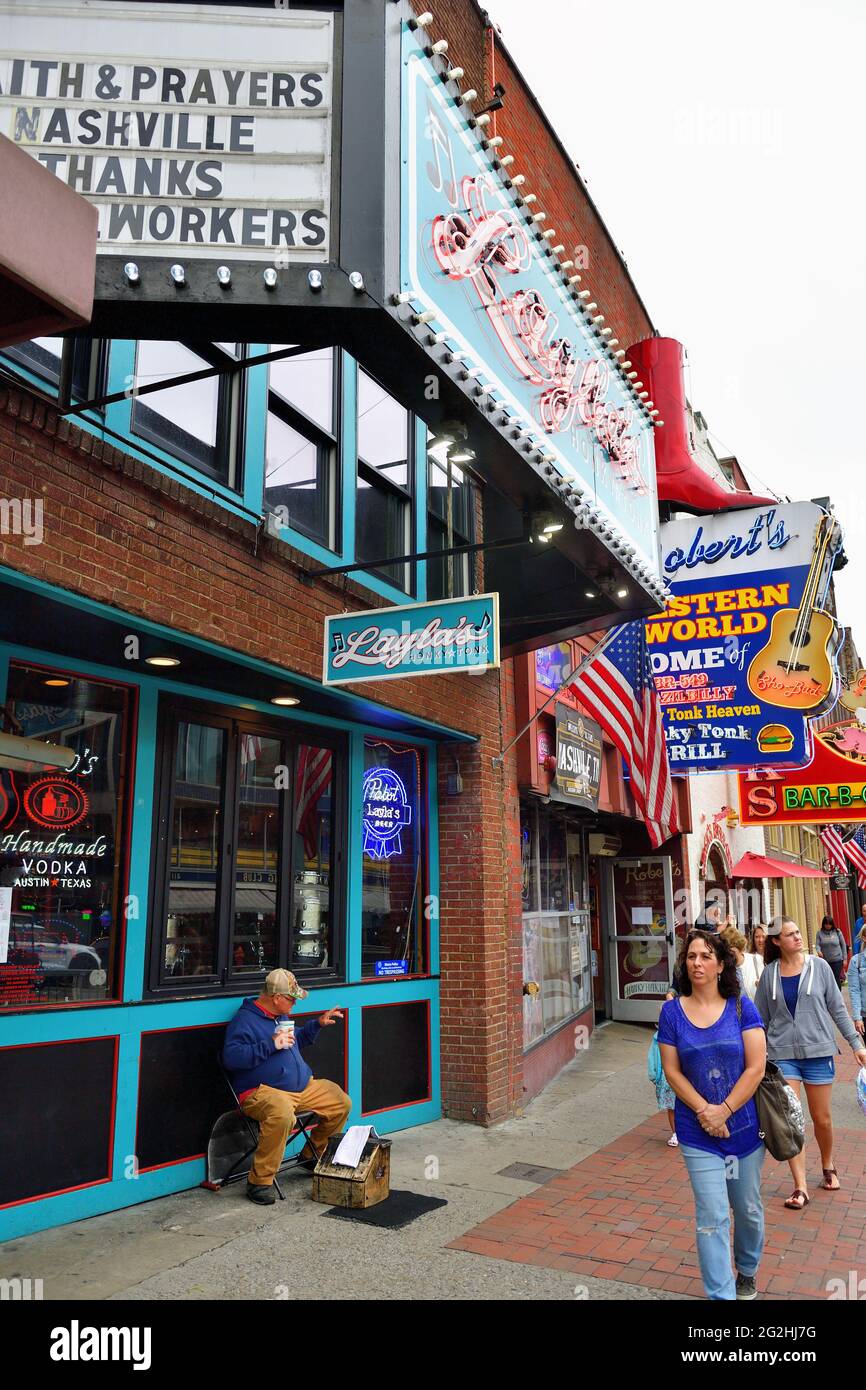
[492,626,620,769]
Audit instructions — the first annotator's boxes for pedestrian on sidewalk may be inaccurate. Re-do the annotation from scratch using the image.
[658,930,767,1302]
[847,925,866,1039]
[815,915,849,987]
[648,1021,678,1147]
[721,926,762,1001]
[749,924,767,961]
[754,917,866,1210]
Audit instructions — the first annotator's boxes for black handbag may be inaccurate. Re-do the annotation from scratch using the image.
[737,997,805,1161]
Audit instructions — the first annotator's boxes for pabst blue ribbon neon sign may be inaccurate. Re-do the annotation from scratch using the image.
[430,172,645,493]
[362,767,412,860]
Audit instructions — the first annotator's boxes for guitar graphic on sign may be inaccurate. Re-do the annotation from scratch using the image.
[746,513,840,711]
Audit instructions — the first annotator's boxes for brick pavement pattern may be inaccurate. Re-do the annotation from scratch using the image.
[450,1053,866,1299]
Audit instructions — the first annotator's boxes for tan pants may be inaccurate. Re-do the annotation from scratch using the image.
[240,1079,351,1187]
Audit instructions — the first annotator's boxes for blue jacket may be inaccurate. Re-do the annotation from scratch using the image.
[222,998,321,1095]
[848,950,866,1018]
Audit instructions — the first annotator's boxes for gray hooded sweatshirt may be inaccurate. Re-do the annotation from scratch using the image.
[754,954,861,1060]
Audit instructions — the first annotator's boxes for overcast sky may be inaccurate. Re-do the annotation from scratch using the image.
[486,0,866,642]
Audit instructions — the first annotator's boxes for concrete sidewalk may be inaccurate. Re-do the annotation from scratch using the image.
[0,1021,682,1302]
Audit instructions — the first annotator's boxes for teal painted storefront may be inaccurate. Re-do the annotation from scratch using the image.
[0,570,461,1241]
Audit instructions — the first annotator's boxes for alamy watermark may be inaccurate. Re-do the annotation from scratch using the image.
[0,497,43,545]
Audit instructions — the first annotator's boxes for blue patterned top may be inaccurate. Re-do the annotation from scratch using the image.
[657,995,764,1157]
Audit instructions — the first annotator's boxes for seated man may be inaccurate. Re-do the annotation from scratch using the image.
[222,968,350,1205]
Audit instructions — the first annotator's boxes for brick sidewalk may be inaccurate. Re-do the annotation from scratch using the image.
[450,1055,866,1299]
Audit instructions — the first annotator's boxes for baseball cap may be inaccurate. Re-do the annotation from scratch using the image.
[264,968,308,1001]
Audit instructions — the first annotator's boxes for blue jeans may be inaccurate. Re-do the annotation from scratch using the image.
[680,1144,765,1300]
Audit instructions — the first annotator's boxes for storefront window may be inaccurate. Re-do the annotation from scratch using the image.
[361,739,427,978]
[520,799,591,1046]
[0,664,134,1008]
[151,702,344,993]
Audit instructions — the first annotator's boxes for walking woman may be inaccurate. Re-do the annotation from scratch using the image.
[658,930,767,1301]
[750,924,767,961]
[815,915,849,987]
[754,916,866,1209]
[721,926,763,1000]
[847,924,866,1040]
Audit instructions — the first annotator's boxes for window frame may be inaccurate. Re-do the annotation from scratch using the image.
[426,452,479,600]
[356,365,415,595]
[264,346,341,550]
[147,695,348,999]
[130,340,246,491]
[360,736,431,981]
[3,336,107,404]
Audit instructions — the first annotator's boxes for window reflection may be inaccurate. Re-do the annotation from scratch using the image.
[361,739,426,977]
[165,722,225,978]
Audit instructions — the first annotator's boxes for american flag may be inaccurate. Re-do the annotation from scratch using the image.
[820,825,848,875]
[296,744,332,861]
[844,829,866,889]
[570,622,679,848]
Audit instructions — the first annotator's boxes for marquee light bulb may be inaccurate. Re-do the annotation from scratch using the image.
[485,135,503,148]
[551,244,565,255]
[410,11,433,28]
[170,263,185,286]
[522,193,538,204]
[462,88,478,103]
[510,174,526,186]
[308,269,323,292]
[349,270,365,292]
[263,267,278,289]
[447,67,465,82]
[431,39,449,54]
[216,265,232,287]
[474,113,491,126]
[500,154,515,167]
[123,262,140,285]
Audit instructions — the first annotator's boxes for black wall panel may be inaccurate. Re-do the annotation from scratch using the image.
[361,1001,430,1114]
[0,1037,116,1207]
[136,1013,347,1171]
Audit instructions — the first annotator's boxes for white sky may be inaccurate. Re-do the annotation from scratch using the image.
[486,0,866,641]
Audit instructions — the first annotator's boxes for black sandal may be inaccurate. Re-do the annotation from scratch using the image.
[821,1167,840,1191]
[784,1189,810,1210]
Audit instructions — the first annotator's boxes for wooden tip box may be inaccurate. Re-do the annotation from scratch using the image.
[311,1134,392,1208]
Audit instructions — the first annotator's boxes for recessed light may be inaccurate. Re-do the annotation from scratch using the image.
[145,656,181,667]
[44,678,70,687]
[271,696,300,707]
[617,588,628,599]
[584,591,596,600]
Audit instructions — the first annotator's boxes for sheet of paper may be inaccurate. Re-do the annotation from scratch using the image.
[0,887,11,964]
[631,906,653,926]
[333,1124,375,1169]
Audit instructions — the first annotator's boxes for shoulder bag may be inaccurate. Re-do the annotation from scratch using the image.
[736,996,805,1161]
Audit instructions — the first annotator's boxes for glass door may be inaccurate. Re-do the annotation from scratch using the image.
[604,856,677,1022]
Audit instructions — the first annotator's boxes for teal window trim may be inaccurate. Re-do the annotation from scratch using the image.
[414,416,428,602]
[104,341,262,521]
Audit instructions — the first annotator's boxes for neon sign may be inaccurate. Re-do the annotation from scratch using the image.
[362,767,412,860]
[23,777,89,830]
[431,173,645,491]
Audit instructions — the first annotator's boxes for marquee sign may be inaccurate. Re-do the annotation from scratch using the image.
[650,503,842,772]
[2,0,333,261]
[400,26,660,572]
[324,593,499,686]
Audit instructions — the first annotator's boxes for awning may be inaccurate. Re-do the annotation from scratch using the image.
[730,852,827,880]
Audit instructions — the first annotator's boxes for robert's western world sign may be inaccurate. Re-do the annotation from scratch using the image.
[1,1,332,260]
[650,503,842,772]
